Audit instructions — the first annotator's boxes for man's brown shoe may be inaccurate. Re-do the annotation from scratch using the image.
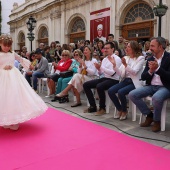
[140,116,153,127]
[152,121,161,132]
[95,108,106,116]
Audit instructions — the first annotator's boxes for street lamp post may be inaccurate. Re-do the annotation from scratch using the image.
[153,0,168,36]
[26,16,36,51]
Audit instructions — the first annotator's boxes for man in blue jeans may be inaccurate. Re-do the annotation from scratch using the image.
[129,37,170,132]
[25,48,49,92]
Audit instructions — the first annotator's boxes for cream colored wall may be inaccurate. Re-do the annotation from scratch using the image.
[8,0,170,51]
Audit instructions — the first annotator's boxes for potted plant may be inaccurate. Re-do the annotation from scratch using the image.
[153,4,168,16]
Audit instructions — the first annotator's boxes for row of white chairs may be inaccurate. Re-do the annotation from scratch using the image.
[36,63,169,131]
[87,90,168,131]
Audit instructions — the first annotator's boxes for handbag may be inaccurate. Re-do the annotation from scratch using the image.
[81,68,87,75]
[60,70,73,78]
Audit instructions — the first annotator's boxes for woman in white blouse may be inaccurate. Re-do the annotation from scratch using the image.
[108,41,145,120]
[56,46,98,106]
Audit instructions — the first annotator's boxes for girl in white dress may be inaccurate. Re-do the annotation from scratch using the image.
[0,34,48,130]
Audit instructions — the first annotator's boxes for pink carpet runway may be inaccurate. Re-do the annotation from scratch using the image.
[0,108,170,170]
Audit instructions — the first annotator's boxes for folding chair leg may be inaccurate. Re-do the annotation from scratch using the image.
[161,100,167,131]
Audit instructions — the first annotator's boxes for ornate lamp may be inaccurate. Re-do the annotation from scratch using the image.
[153,0,168,36]
[26,16,36,51]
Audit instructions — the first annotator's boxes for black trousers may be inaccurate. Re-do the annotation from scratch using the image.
[83,77,119,109]
[48,73,60,82]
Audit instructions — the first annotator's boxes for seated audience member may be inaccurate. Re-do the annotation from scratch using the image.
[69,43,75,50]
[83,42,121,115]
[54,43,62,62]
[78,40,85,52]
[85,40,90,46]
[107,34,115,43]
[108,41,145,120]
[129,37,170,132]
[51,49,83,104]
[114,49,122,58]
[24,52,38,80]
[55,46,98,105]
[62,44,70,51]
[37,43,45,56]
[120,39,129,58]
[165,39,170,52]
[49,41,56,59]
[92,51,101,63]
[144,41,150,52]
[118,35,125,50]
[47,50,72,95]
[96,40,105,60]
[44,46,54,63]
[20,46,27,58]
[25,49,49,92]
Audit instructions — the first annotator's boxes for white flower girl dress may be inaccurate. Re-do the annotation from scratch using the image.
[0,51,48,126]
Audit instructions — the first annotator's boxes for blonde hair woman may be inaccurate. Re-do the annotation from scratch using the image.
[47,50,72,96]
[56,46,98,106]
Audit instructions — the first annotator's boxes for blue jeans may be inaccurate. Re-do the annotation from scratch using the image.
[32,72,45,90]
[108,78,135,112]
[128,85,170,121]
[56,76,72,94]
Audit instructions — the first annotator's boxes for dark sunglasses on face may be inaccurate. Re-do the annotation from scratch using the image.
[74,54,79,56]
[62,54,68,57]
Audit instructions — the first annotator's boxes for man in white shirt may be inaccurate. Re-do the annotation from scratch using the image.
[83,42,122,115]
[129,37,170,132]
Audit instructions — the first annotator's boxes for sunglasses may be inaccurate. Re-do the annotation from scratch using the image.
[62,54,68,57]
[57,46,61,47]
[74,54,79,56]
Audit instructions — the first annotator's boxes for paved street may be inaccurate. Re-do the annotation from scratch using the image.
[39,90,170,150]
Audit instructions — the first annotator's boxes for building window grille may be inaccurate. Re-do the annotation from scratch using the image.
[128,28,150,38]
[40,27,48,38]
[71,19,85,33]
[124,3,154,24]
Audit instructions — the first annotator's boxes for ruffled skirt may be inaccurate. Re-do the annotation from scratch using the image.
[0,67,48,126]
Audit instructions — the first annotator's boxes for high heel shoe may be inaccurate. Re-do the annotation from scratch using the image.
[56,92,68,98]
[114,111,122,119]
[59,96,69,103]
[51,96,60,102]
[119,112,127,120]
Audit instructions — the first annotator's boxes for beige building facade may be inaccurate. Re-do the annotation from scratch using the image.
[8,0,170,51]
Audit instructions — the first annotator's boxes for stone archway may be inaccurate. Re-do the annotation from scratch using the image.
[68,16,86,43]
[121,1,155,42]
[38,26,49,45]
[18,31,25,52]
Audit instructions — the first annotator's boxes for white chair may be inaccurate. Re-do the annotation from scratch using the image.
[113,95,135,121]
[139,96,168,131]
[38,63,53,94]
[86,90,111,114]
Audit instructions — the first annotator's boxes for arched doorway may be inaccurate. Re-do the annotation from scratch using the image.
[18,32,25,52]
[122,2,154,42]
[38,26,48,46]
[70,17,85,43]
